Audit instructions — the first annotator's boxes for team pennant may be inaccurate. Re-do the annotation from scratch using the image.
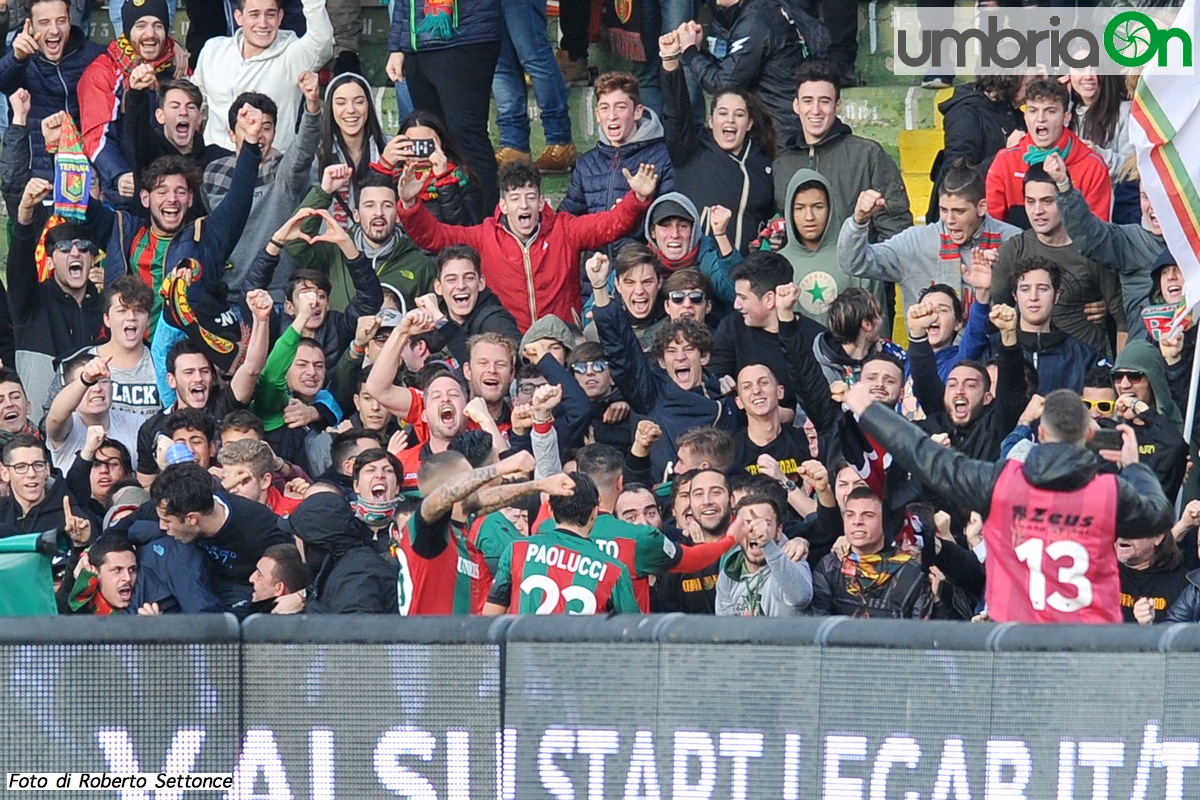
[52,115,90,221]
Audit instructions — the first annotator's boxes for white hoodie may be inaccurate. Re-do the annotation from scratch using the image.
[193,0,333,152]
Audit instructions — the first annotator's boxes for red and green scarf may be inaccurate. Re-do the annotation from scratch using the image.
[68,567,115,614]
[107,34,176,87]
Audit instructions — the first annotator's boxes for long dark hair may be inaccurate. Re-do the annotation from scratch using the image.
[709,87,778,160]
[318,74,387,192]
[397,109,475,181]
[1071,74,1127,149]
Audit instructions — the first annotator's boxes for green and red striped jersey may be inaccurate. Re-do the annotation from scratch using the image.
[489,528,639,614]
[538,514,680,611]
[394,512,476,615]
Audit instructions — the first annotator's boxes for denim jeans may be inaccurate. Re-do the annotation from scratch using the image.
[107,0,179,37]
[628,0,698,117]
[492,0,573,150]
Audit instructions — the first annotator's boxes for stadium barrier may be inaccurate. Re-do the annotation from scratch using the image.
[3,614,1200,798]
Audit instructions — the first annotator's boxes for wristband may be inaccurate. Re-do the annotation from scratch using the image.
[532,418,554,434]
[80,374,98,387]
[351,341,367,356]
[269,238,287,250]
[1055,179,1071,194]
[661,53,681,62]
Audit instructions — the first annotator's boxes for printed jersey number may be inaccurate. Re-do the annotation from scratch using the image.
[1014,538,1092,612]
[519,575,598,614]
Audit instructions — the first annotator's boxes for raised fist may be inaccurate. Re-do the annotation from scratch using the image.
[853,189,886,224]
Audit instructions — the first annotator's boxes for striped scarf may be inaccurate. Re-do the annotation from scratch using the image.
[107,35,176,88]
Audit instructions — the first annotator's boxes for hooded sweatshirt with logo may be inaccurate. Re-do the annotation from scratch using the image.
[716,536,813,617]
[779,168,878,325]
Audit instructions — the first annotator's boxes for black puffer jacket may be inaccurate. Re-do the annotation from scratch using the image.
[425,288,522,365]
[928,82,1025,219]
[660,65,775,254]
[680,0,809,146]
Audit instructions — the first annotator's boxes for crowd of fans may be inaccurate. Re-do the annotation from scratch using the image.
[0,0,1193,624]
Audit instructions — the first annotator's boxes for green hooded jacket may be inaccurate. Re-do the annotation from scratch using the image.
[1113,339,1182,425]
[778,168,880,324]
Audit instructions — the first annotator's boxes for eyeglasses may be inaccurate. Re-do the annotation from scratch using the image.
[52,239,93,254]
[517,381,547,396]
[668,290,706,305]
[5,461,48,475]
[1112,371,1146,383]
[1081,399,1115,414]
[571,360,608,374]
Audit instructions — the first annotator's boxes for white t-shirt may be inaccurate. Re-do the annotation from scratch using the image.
[49,411,142,475]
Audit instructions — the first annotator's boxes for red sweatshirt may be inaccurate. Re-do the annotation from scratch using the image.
[986,128,1111,225]
[397,192,650,332]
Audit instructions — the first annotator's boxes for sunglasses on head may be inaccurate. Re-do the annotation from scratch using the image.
[571,360,608,374]
[668,290,706,305]
[52,238,93,254]
[1081,399,1115,414]
[1112,370,1146,383]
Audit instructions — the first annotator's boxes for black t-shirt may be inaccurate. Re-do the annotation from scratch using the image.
[732,424,813,482]
[192,494,289,615]
[136,386,245,476]
[708,314,825,410]
[1119,562,1191,623]
[653,555,720,614]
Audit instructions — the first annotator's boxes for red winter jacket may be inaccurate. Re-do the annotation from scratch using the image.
[397,192,650,332]
[986,128,1111,226]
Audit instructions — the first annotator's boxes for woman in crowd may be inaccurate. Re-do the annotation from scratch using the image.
[382,111,485,226]
[317,72,388,230]
[658,32,776,255]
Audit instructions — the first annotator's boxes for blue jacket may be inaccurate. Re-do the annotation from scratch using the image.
[387,0,501,53]
[594,299,734,481]
[559,110,674,257]
[85,142,262,289]
[0,27,105,180]
[123,519,225,615]
[959,299,1104,394]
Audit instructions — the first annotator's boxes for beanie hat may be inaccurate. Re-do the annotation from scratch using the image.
[122,0,171,36]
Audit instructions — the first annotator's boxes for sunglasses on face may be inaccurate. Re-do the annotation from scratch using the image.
[1112,371,1146,383]
[668,290,706,305]
[52,239,93,254]
[571,360,608,374]
[1081,399,1115,414]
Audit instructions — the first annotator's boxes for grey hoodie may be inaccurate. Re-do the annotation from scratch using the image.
[837,210,1021,311]
[780,168,879,324]
[715,537,814,617]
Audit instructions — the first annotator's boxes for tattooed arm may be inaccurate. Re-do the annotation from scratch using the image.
[463,473,575,517]
[419,451,536,523]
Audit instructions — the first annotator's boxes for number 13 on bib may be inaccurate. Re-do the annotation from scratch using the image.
[983,461,1122,624]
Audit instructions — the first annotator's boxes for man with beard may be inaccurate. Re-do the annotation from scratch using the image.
[250,209,385,368]
[288,167,434,313]
[1120,531,1189,625]
[0,0,104,180]
[908,303,1027,462]
[654,468,733,613]
[716,496,813,617]
[9,181,105,416]
[417,246,520,366]
[149,462,291,617]
[59,534,139,615]
[78,0,188,204]
[83,106,266,326]
[364,310,470,487]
